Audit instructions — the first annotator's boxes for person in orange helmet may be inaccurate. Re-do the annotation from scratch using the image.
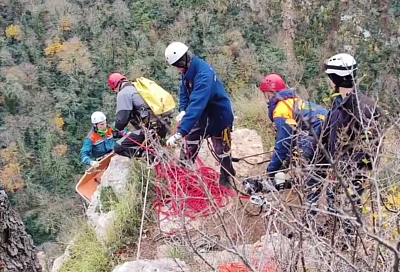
[244,74,328,205]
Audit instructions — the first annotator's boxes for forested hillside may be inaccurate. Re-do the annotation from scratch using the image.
[0,0,399,250]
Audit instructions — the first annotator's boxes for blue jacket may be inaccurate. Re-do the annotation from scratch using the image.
[267,89,328,174]
[177,56,234,137]
[81,127,115,165]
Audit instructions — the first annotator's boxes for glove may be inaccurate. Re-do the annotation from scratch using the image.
[242,178,264,195]
[90,161,100,168]
[274,180,286,191]
[232,115,238,131]
[113,130,121,139]
[176,111,185,122]
[166,133,183,147]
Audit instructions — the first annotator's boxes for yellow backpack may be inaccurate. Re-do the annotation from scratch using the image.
[132,77,176,116]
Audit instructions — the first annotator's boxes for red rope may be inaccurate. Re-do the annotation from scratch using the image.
[152,161,230,220]
[117,129,233,223]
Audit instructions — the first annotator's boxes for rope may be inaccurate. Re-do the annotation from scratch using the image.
[136,166,151,260]
[116,129,238,230]
[152,162,231,220]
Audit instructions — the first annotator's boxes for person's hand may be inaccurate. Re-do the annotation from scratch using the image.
[113,130,121,139]
[166,133,183,147]
[90,161,100,168]
[176,111,185,122]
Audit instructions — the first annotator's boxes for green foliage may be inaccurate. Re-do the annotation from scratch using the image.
[60,222,112,272]
[1,78,22,114]
[99,186,119,213]
[59,161,149,272]
[23,211,57,245]
[106,161,150,252]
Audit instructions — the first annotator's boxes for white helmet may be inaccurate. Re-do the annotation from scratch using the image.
[325,53,358,77]
[165,42,189,65]
[91,111,106,124]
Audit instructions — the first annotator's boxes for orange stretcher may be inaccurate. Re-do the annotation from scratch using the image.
[75,152,116,203]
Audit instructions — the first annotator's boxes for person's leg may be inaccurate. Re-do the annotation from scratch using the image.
[179,123,203,164]
[114,129,146,158]
[298,136,322,215]
[211,127,236,189]
[298,135,329,235]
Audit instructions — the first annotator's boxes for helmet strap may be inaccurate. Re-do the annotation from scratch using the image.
[93,125,107,136]
[172,50,193,71]
[116,80,129,92]
[334,85,339,93]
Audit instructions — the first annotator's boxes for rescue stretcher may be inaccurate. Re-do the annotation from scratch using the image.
[75,152,116,203]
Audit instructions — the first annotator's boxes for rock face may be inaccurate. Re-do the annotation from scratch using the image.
[86,155,132,241]
[192,234,288,272]
[37,252,47,272]
[0,187,42,272]
[50,245,71,272]
[51,155,132,272]
[111,258,190,272]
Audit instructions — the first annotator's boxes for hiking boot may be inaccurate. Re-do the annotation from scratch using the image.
[219,175,232,189]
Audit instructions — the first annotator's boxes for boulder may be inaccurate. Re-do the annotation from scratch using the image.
[86,155,131,241]
[197,128,266,178]
[194,234,291,272]
[50,245,71,272]
[112,258,190,272]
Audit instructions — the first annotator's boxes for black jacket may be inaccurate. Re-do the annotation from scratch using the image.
[322,91,381,167]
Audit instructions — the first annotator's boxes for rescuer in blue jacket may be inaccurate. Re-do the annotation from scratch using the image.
[263,74,328,178]
[164,42,235,189]
[243,74,328,207]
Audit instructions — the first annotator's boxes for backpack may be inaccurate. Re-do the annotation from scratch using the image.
[132,77,176,116]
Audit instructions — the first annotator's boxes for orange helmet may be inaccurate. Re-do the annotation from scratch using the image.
[108,73,126,90]
[260,74,287,92]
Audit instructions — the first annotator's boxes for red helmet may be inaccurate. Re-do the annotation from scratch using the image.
[108,73,126,90]
[259,74,286,92]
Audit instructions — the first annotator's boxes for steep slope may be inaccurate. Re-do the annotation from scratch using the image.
[0,0,399,269]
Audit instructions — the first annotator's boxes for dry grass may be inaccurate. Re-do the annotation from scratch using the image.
[232,87,275,149]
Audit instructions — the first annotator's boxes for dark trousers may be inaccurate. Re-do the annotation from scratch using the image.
[114,129,146,158]
[179,123,236,187]
[293,135,323,209]
[306,151,369,235]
